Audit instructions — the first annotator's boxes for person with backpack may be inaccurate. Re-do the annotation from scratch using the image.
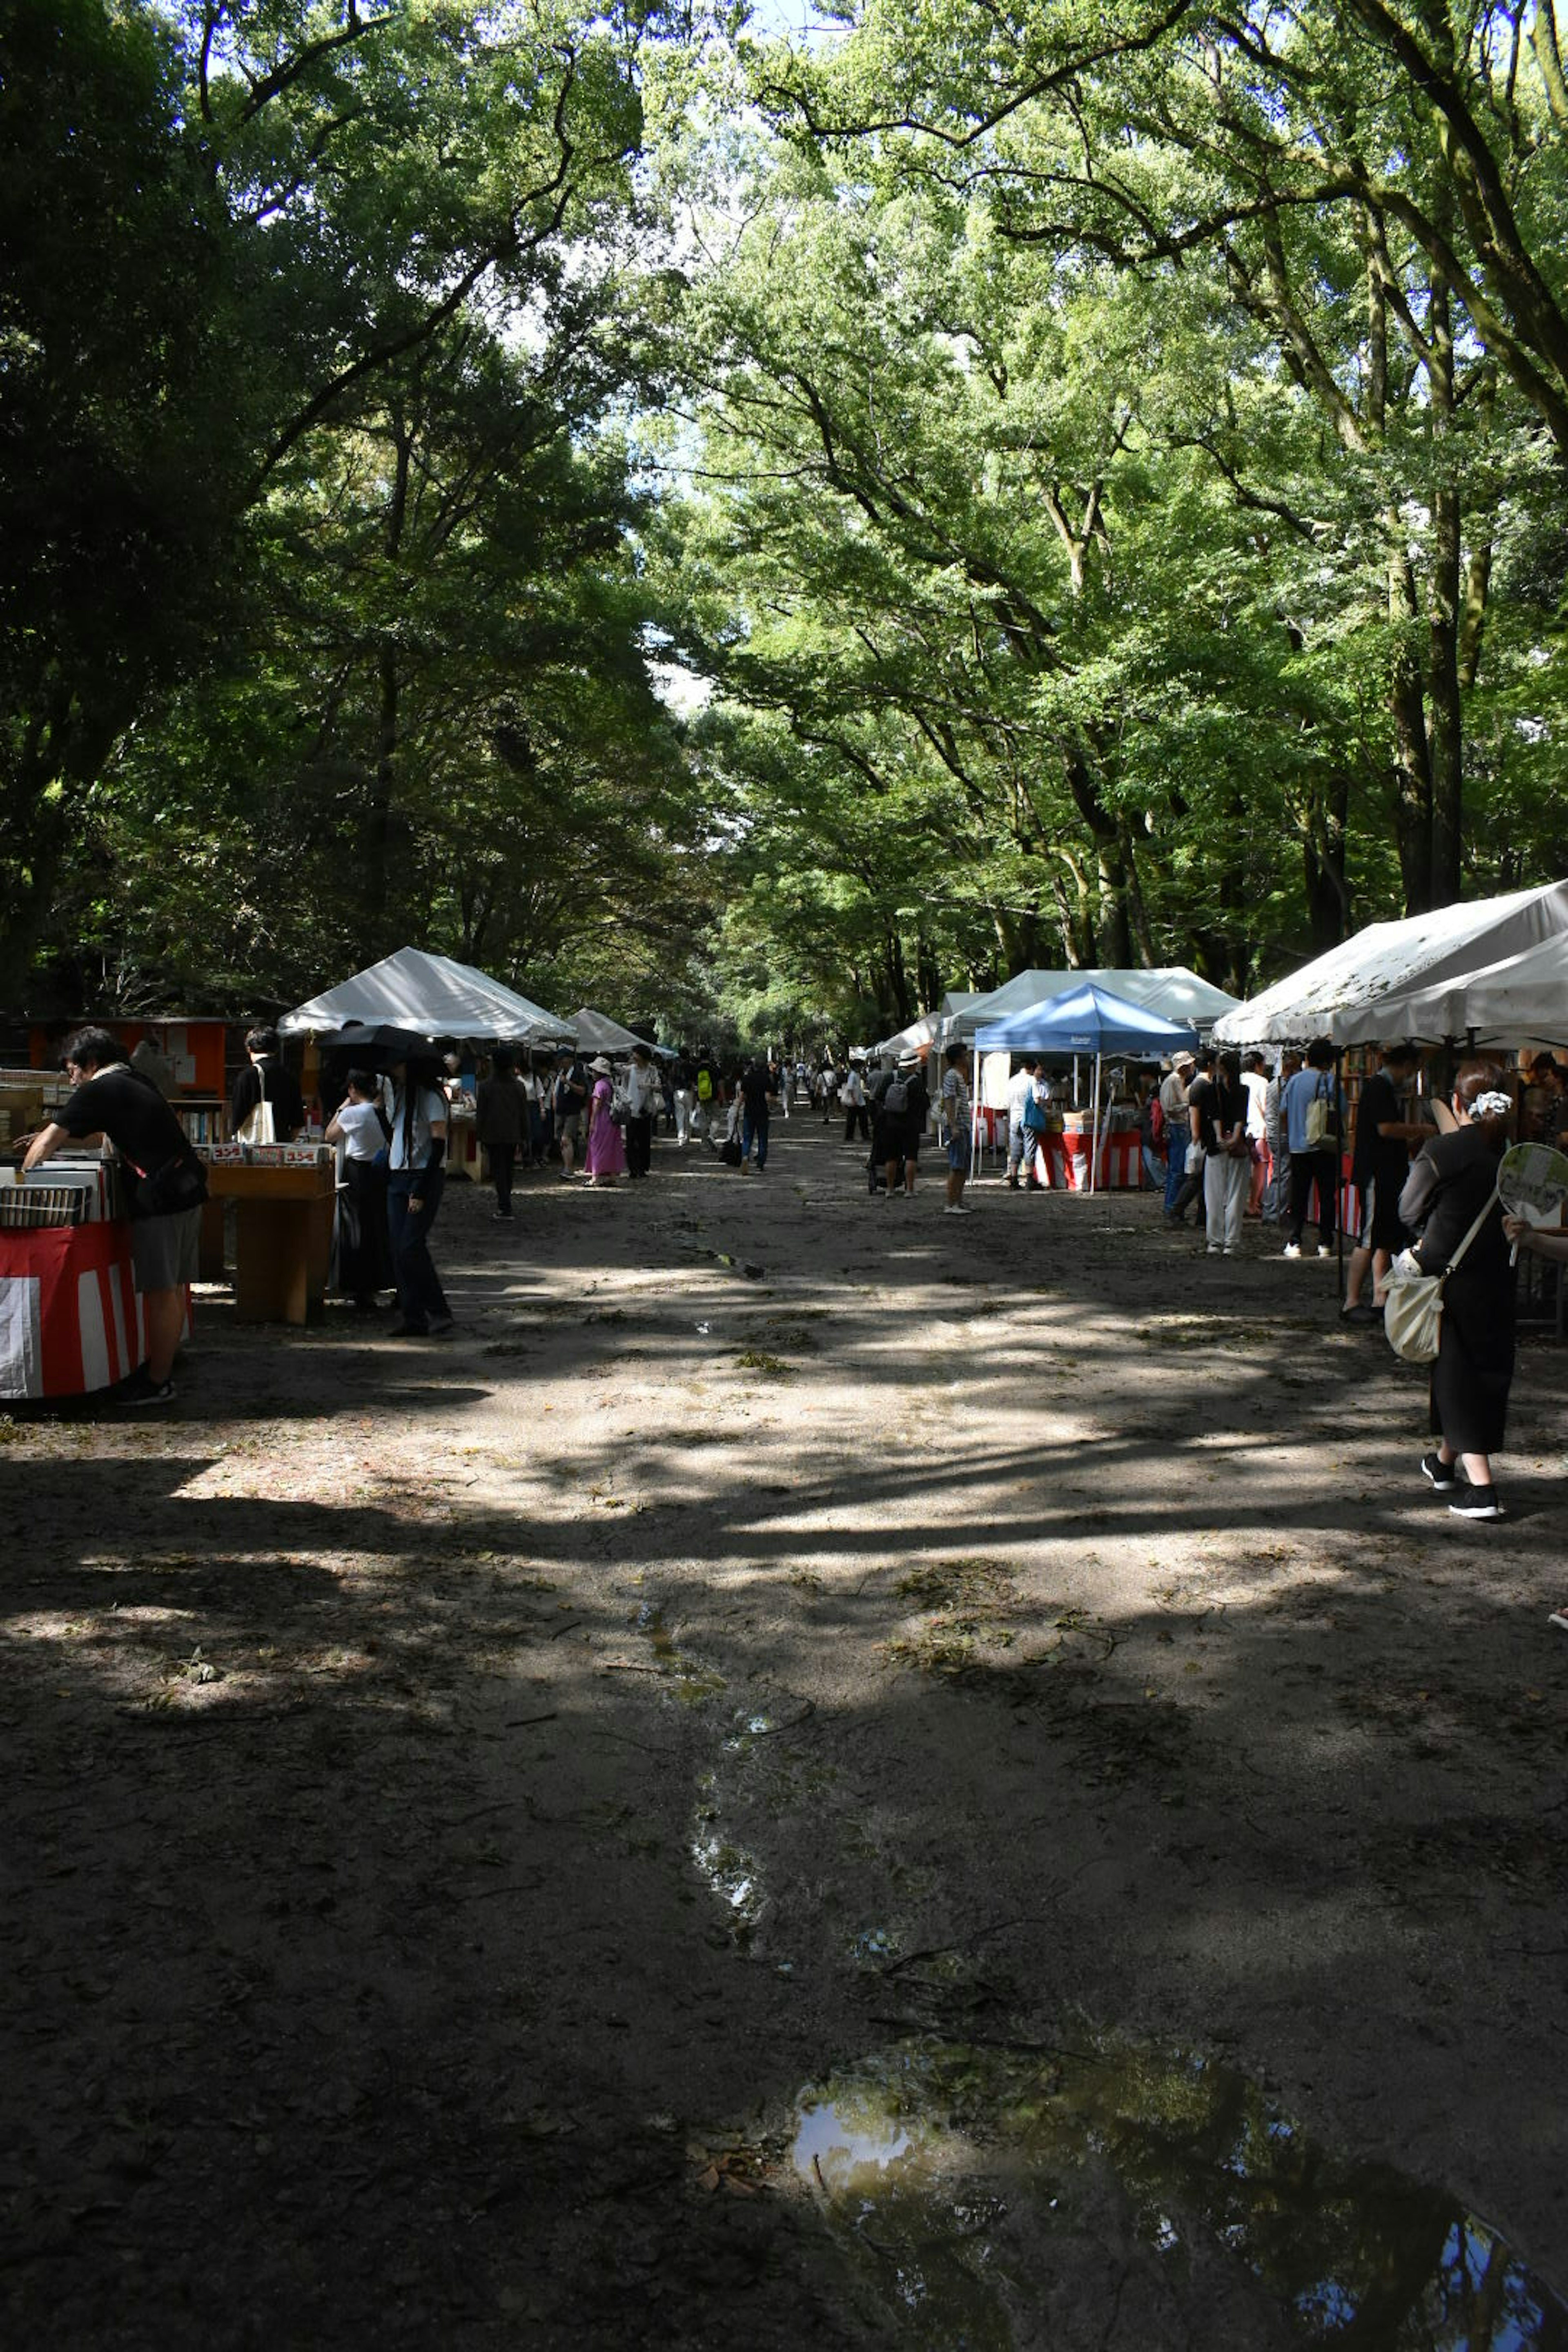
[1281,1039,1345,1258]
[879,1052,930,1202]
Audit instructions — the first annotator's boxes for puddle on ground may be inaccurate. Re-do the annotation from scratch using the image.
[634,1602,726,1706]
[786,2036,1568,2348]
[690,1768,764,1942]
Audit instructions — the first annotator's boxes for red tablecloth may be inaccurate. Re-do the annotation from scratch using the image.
[1010,1130,1143,1190]
[1059,1129,1143,1190]
[0,1220,161,1398]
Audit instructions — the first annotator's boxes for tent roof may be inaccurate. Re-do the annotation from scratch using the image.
[976,982,1201,1056]
[573,1007,653,1055]
[279,947,571,1044]
[1213,880,1568,1045]
[946,966,1237,1045]
[1368,928,1568,1045]
[871,1011,939,1058]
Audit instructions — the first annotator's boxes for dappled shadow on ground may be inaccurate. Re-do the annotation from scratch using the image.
[3,1124,1566,2345]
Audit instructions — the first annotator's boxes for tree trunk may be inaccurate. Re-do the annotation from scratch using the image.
[1387,538,1434,913]
[1426,223,1464,907]
[362,407,414,952]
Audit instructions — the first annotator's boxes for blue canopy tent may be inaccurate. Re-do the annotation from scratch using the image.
[976,983,1200,1195]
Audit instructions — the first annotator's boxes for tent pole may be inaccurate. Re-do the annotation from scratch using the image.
[1334,1045,1345,1293]
[971,1043,982,1176]
[1089,1051,1102,1196]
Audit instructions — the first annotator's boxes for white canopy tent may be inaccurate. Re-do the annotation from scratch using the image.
[574,1007,653,1056]
[865,988,987,1063]
[869,1010,940,1061]
[940,966,1238,1051]
[279,947,572,1045]
[1213,881,1568,1047]
[1366,929,1568,1046]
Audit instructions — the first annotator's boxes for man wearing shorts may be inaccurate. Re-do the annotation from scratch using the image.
[1341,1042,1435,1323]
[940,1043,973,1215]
[23,1025,207,1404]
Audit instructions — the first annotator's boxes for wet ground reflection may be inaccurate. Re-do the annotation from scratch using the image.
[786,2036,1567,2348]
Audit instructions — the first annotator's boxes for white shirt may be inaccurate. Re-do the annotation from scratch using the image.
[1241,1069,1268,1139]
[334,1099,385,1163]
[388,1085,447,1171]
[625,1062,657,1114]
[1007,1069,1034,1125]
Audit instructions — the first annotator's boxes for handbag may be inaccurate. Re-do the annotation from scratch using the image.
[131,1151,209,1219]
[1383,1193,1496,1364]
[1304,1076,1338,1150]
[237,1083,277,1147]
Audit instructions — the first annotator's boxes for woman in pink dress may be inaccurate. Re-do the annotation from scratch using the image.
[583,1056,626,1185]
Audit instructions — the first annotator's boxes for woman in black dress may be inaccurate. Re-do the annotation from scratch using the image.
[1398,1063,1516,1521]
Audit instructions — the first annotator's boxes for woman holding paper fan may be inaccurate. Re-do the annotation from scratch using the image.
[1398,1065,1515,1522]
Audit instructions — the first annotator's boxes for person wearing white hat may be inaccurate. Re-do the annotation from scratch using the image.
[1159,1051,1196,1221]
[582,1056,626,1184]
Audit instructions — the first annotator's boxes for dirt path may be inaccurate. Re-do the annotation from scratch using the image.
[4,1116,1567,2347]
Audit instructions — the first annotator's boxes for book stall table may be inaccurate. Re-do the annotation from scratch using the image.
[0,1160,166,1401]
[1059,1125,1144,1191]
[202,1147,335,1325]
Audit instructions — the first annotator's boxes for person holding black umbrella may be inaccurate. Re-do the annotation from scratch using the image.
[386,1054,454,1336]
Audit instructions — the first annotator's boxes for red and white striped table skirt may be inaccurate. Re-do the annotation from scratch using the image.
[0,1221,180,1398]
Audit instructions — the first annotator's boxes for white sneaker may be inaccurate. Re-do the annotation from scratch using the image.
[1206,1243,1222,1255]
[1317,1244,1332,1258]
[1283,1243,1302,1259]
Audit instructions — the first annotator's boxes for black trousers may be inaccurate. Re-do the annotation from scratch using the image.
[1289,1149,1339,1245]
[489,1140,516,1213]
[626,1114,653,1177]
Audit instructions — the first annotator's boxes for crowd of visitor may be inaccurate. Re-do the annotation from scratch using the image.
[27,1007,1561,1594]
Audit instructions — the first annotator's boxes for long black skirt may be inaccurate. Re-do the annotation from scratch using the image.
[1430,1271,1515,1455]
[339,1158,393,1301]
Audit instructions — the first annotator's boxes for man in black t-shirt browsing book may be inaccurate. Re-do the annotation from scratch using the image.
[23,1025,207,1405]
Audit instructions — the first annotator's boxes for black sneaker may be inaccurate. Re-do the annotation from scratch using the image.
[1340,1302,1378,1325]
[124,1376,176,1408]
[1421,1451,1459,1492]
[428,1315,456,1336]
[1449,1486,1505,1520]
